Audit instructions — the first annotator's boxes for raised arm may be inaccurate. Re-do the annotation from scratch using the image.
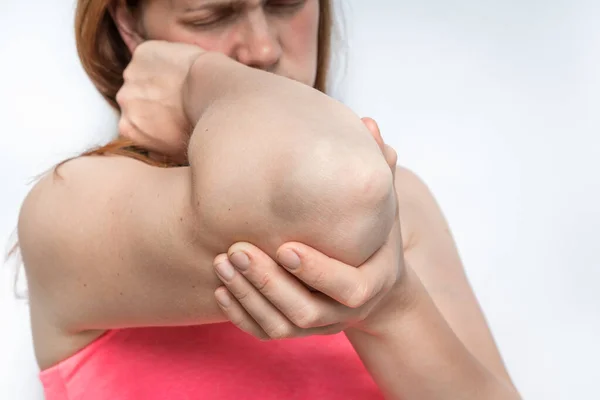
[18,43,394,363]
[183,52,395,266]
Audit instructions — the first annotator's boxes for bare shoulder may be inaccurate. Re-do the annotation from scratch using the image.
[24,155,168,201]
[19,153,191,301]
[19,155,165,275]
[18,155,193,369]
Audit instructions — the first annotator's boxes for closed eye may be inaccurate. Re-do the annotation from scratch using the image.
[265,0,307,14]
[185,8,238,29]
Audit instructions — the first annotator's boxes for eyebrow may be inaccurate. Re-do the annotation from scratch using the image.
[179,0,249,12]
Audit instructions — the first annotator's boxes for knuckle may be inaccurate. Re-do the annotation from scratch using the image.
[231,287,251,303]
[134,41,151,57]
[254,272,272,293]
[115,89,127,107]
[267,323,293,340]
[290,304,320,329]
[122,65,133,81]
[308,268,327,289]
[117,118,132,137]
[346,283,370,309]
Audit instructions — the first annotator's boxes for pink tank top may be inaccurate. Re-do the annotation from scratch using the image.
[40,322,383,399]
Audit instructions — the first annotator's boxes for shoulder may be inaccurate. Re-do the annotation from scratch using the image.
[18,156,151,244]
[17,156,139,265]
[22,155,174,213]
[17,155,178,275]
[393,166,451,250]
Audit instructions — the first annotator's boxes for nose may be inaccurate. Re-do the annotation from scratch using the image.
[233,11,282,71]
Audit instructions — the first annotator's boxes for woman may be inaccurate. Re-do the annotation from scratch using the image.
[17,0,520,399]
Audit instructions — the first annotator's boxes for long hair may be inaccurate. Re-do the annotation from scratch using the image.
[6,0,336,289]
[72,0,334,163]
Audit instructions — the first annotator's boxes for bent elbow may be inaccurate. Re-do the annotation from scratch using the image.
[273,152,396,267]
[340,162,397,264]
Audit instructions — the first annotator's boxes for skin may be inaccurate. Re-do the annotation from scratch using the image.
[20,0,394,367]
[18,0,520,398]
[114,0,321,159]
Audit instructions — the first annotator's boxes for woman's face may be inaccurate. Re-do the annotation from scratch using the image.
[118,0,320,87]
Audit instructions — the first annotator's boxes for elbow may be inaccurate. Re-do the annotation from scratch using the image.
[272,151,396,267]
[337,161,397,265]
[344,159,396,215]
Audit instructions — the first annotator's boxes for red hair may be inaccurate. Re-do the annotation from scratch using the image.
[7,0,335,276]
[74,0,334,166]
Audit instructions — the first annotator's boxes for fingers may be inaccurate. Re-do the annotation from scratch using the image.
[214,264,297,340]
[275,239,399,309]
[213,254,346,339]
[214,219,404,339]
[218,243,354,329]
[214,286,269,340]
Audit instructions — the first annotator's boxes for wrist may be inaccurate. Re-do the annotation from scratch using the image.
[182,52,242,125]
[182,52,213,125]
[345,267,519,399]
[348,263,423,338]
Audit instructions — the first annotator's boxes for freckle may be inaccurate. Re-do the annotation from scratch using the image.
[205,128,209,132]
[228,208,231,212]
[83,283,87,288]
[117,272,120,277]
[120,292,124,296]
[192,285,196,289]
[180,217,183,222]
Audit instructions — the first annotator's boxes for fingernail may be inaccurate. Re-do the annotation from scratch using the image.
[215,260,235,282]
[230,251,251,271]
[278,249,300,270]
[215,290,231,307]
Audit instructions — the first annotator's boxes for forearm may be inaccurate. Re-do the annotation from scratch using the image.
[183,53,396,266]
[345,267,520,400]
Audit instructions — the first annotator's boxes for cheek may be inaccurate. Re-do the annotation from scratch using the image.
[279,2,321,80]
[140,8,232,53]
[145,29,229,54]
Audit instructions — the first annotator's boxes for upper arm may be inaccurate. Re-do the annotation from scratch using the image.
[395,166,513,382]
[187,84,396,268]
[18,156,224,333]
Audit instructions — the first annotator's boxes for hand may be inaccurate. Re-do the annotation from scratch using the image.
[213,213,406,340]
[213,119,410,339]
[116,41,206,164]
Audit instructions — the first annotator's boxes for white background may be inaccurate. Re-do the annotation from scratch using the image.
[1,1,599,399]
